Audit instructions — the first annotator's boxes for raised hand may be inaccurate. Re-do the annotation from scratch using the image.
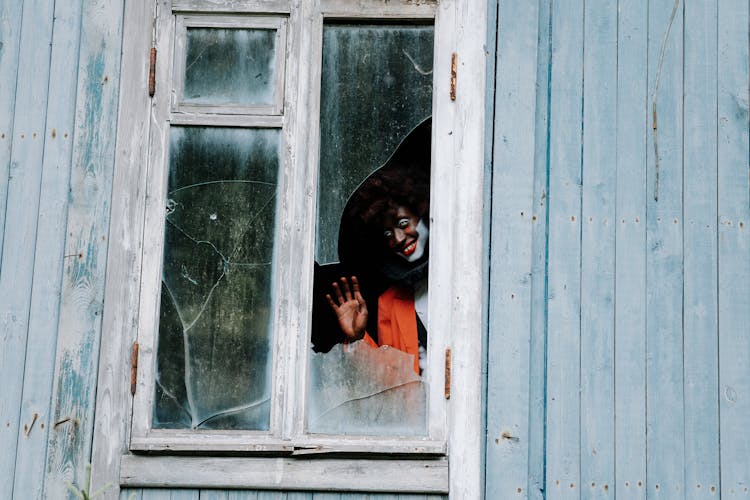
[325,276,368,340]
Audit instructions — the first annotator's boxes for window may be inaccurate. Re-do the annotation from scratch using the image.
[95,0,486,495]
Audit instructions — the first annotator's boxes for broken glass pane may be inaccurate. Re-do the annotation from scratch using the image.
[308,341,427,436]
[315,24,434,263]
[154,126,279,430]
[183,27,277,106]
[308,23,433,436]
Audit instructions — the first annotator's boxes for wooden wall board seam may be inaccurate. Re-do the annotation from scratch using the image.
[479,0,497,494]
[0,0,24,266]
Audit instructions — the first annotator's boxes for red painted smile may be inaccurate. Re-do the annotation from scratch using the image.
[400,240,417,256]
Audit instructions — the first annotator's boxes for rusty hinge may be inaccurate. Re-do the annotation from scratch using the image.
[444,347,452,399]
[130,341,139,396]
[148,48,157,97]
[449,53,457,101]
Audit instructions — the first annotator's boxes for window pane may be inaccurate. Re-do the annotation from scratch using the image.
[315,24,434,264]
[183,27,277,106]
[309,24,433,436]
[154,126,280,430]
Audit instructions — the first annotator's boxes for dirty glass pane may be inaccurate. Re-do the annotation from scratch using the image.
[308,342,427,436]
[308,23,433,436]
[154,126,280,430]
[182,27,277,106]
[315,24,434,263]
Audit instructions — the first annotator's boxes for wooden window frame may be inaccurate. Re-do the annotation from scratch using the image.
[92,0,486,496]
[172,14,287,116]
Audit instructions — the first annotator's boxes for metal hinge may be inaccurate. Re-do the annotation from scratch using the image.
[444,347,452,399]
[450,53,457,101]
[130,342,139,396]
[148,48,157,97]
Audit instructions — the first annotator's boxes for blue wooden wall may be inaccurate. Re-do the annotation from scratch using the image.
[0,0,123,496]
[2,0,748,498]
[485,0,750,498]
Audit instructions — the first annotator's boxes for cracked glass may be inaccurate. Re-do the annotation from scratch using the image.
[154,126,280,430]
[308,23,433,436]
[183,27,277,106]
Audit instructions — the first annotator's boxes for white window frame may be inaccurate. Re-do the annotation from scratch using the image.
[92,0,486,496]
[172,14,287,116]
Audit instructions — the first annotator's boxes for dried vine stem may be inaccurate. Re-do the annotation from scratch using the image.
[652,0,681,202]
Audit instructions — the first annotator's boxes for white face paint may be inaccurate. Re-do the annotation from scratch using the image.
[398,218,429,262]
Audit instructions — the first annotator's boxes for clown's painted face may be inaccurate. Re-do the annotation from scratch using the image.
[382,205,429,262]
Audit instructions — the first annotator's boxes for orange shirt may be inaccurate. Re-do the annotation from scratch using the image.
[361,285,420,374]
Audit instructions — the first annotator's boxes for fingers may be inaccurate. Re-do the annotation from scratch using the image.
[330,276,361,304]
[325,293,337,310]
[331,281,345,304]
[351,276,366,306]
[340,277,353,301]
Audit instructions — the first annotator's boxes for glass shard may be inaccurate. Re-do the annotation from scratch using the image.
[308,341,427,436]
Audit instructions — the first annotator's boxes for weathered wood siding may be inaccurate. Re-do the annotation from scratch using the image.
[485,0,750,498]
[3,0,749,498]
[0,0,124,497]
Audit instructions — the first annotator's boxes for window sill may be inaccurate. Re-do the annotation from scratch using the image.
[120,454,449,493]
[130,432,446,455]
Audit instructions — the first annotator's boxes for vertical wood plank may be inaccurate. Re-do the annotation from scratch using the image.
[90,0,153,496]
[614,0,648,499]
[718,0,750,496]
[484,0,540,498]
[0,0,23,257]
[11,0,84,496]
[544,0,584,497]
[683,0,720,498]
[579,1,617,498]
[527,1,551,497]
[90,0,153,495]
[646,0,685,498]
[42,0,124,496]
[0,0,55,498]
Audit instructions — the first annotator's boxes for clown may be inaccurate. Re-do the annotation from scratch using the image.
[325,119,431,375]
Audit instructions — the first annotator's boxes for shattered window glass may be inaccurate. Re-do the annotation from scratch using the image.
[315,24,434,264]
[154,126,280,430]
[183,27,277,106]
[309,23,433,436]
[308,342,427,436]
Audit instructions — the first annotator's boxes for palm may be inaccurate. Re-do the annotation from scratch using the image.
[326,276,369,340]
[335,299,368,338]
